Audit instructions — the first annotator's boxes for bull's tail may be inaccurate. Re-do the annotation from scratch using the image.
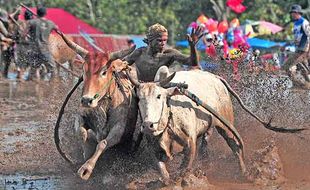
[54,76,83,165]
[218,77,307,133]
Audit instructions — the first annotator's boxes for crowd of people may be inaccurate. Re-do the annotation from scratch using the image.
[0,3,309,85]
[0,5,58,81]
[184,4,310,82]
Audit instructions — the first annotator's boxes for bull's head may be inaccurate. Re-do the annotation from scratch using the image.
[60,33,135,108]
[128,66,179,135]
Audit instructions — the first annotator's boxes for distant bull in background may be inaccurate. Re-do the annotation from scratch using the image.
[49,34,79,76]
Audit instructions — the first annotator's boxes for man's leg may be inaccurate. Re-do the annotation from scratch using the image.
[2,50,11,78]
[300,60,310,82]
[38,52,56,80]
[297,52,310,82]
[282,53,299,73]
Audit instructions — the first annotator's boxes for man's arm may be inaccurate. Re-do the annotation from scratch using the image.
[302,20,310,37]
[123,47,143,65]
[0,21,9,37]
[301,20,310,51]
[164,48,191,65]
[170,27,204,66]
[187,26,204,66]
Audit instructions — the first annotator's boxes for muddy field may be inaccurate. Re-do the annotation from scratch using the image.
[0,71,309,190]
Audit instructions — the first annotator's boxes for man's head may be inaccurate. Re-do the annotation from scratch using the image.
[145,23,168,53]
[24,10,33,20]
[127,39,135,47]
[290,4,303,21]
[37,6,46,17]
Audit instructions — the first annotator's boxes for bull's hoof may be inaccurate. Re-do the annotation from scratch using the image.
[77,162,94,180]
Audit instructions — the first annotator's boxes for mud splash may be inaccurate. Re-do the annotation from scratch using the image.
[0,71,309,189]
[247,138,285,185]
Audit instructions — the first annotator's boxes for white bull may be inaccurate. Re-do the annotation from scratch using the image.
[131,67,245,183]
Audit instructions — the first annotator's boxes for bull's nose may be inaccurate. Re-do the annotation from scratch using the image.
[142,121,154,130]
[81,97,93,106]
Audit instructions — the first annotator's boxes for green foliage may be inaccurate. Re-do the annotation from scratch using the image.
[1,0,310,43]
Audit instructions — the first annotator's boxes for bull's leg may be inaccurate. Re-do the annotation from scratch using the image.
[199,126,214,159]
[36,68,42,81]
[155,148,170,184]
[216,126,246,174]
[77,123,125,180]
[80,128,97,160]
[16,68,26,81]
[68,61,73,79]
[179,137,196,173]
[27,67,36,81]
[170,128,195,172]
[187,137,197,170]
[74,116,96,161]
[2,52,11,78]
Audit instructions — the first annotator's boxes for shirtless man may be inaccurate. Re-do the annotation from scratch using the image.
[124,23,203,82]
[27,6,58,80]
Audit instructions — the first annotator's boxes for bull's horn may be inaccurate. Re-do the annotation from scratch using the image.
[159,72,176,87]
[110,45,136,61]
[126,70,140,88]
[59,33,89,57]
[154,66,170,82]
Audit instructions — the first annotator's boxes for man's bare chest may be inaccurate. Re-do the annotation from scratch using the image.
[136,53,172,68]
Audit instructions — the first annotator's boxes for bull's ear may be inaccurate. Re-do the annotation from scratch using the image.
[111,60,128,72]
[167,87,181,96]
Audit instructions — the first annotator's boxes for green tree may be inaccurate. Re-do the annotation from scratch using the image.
[2,0,310,42]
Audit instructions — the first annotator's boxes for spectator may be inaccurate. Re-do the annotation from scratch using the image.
[127,39,135,48]
[27,5,58,80]
[283,4,310,82]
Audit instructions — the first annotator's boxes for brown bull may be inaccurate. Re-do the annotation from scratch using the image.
[16,34,79,80]
[56,33,139,180]
[49,34,79,76]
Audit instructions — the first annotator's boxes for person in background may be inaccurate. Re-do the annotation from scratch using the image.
[27,5,58,80]
[127,39,135,48]
[14,9,34,80]
[283,4,310,82]
[0,8,14,78]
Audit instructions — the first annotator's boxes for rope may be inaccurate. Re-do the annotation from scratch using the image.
[54,76,83,165]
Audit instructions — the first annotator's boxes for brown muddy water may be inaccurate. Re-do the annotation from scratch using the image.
[0,72,309,190]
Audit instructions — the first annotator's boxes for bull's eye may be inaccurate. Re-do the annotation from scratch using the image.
[100,70,107,76]
[157,94,161,99]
